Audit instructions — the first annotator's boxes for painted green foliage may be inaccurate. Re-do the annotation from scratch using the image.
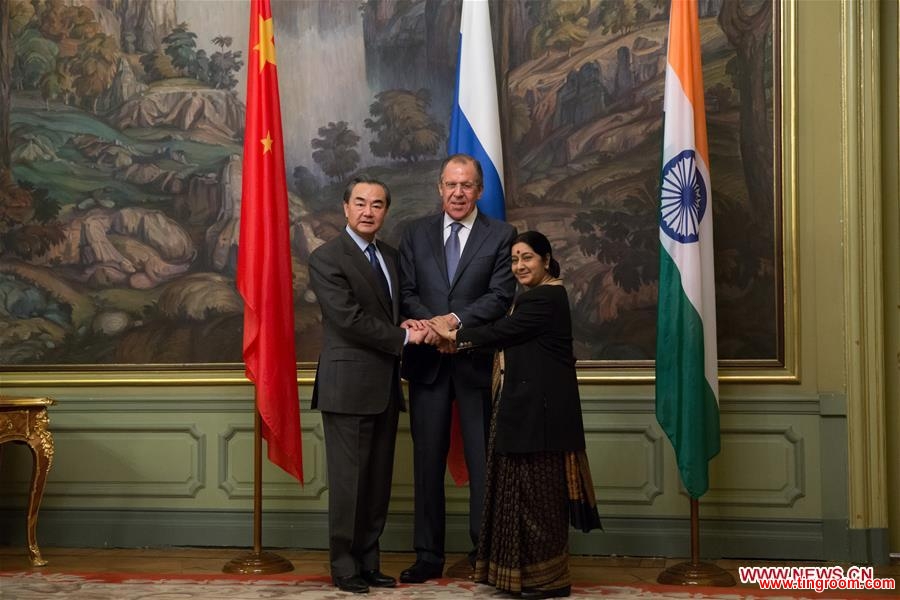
[0,0,778,367]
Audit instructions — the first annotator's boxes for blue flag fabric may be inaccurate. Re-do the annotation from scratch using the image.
[448,0,505,220]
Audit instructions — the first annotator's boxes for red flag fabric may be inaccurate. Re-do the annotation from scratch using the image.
[447,401,468,485]
[236,0,303,482]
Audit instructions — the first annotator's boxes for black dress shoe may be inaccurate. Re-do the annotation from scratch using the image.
[399,560,443,583]
[333,574,369,594]
[520,585,571,599]
[360,569,396,587]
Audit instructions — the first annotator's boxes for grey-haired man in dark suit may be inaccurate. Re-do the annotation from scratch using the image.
[398,154,517,583]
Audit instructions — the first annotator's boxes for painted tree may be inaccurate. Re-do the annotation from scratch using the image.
[719,0,773,211]
[571,182,659,294]
[292,165,320,199]
[212,36,232,50]
[596,0,652,36]
[70,33,118,113]
[311,121,361,182]
[68,4,100,40]
[139,49,177,82]
[527,0,589,58]
[364,89,444,162]
[0,2,64,256]
[163,23,198,76]
[39,61,74,108]
[208,36,242,90]
[37,0,72,41]
[14,28,58,90]
[8,0,33,37]
[1,0,11,172]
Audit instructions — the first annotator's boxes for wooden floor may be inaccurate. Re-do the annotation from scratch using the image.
[1,546,899,593]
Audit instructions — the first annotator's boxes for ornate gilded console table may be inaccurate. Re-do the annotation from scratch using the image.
[0,395,56,566]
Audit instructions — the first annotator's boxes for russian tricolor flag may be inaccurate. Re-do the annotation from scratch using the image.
[448,0,505,220]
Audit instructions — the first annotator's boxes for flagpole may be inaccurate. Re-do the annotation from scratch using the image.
[655,0,732,587]
[223,391,293,574]
[657,498,734,586]
[498,0,515,197]
[228,0,302,573]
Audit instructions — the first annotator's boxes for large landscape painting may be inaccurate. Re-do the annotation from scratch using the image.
[0,0,778,372]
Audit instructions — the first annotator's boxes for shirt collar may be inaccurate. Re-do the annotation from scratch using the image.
[345,225,376,253]
[443,207,478,230]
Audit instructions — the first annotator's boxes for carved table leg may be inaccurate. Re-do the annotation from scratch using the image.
[25,408,54,567]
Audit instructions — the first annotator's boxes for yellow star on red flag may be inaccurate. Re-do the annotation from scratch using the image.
[254,16,277,72]
[261,131,274,154]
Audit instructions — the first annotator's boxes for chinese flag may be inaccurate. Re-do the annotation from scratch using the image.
[236,0,303,482]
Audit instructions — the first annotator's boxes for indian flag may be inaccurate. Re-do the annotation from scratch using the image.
[655,0,720,499]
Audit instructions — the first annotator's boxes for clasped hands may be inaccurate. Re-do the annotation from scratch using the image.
[402,314,458,352]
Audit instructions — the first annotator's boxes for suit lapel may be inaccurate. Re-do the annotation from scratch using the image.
[340,232,392,317]
[383,246,401,322]
[427,214,451,287]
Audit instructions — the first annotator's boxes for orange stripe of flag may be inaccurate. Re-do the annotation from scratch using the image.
[668,0,709,167]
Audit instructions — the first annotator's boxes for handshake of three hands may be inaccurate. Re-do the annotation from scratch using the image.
[401,314,458,353]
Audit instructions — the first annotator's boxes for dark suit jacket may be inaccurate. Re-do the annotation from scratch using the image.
[309,230,405,415]
[399,211,516,386]
[456,284,586,454]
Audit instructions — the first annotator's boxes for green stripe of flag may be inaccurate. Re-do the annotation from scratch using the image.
[656,244,720,498]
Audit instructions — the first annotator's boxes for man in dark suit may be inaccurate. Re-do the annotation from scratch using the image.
[309,176,426,594]
[398,154,517,583]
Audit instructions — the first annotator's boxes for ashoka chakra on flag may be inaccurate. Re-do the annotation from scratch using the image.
[659,149,707,244]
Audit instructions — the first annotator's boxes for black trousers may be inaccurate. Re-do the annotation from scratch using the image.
[321,392,400,578]
[408,370,491,565]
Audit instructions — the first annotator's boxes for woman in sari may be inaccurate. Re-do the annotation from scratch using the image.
[429,231,600,599]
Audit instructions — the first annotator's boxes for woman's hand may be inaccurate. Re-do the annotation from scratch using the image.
[426,318,457,343]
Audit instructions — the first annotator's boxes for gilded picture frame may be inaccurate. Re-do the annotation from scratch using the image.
[0,0,795,386]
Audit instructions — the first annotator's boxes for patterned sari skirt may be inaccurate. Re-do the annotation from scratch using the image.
[474,448,572,594]
[474,351,601,594]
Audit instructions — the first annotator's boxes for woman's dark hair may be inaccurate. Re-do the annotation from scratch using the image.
[513,230,561,278]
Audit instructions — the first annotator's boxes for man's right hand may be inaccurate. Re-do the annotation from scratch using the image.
[401,318,427,331]
[407,327,428,345]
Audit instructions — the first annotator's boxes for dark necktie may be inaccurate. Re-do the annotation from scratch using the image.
[365,243,391,300]
[445,221,463,283]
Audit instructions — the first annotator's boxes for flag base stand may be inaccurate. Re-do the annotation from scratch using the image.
[222,411,295,575]
[223,550,294,575]
[657,560,735,586]
[657,498,735,586]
